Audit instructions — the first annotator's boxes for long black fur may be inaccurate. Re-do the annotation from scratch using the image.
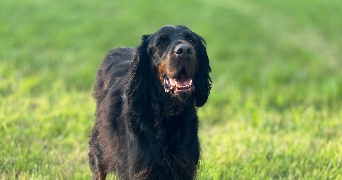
[89,25,211,180]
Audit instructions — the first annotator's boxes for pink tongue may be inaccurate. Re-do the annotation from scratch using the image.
[169,74,191,86]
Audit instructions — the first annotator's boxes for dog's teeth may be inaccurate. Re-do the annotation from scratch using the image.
[189,80,193,85]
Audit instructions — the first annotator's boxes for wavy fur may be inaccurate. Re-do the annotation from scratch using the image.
[89,25,211,180]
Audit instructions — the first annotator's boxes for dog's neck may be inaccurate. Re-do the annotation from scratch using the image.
[162,95,195,116]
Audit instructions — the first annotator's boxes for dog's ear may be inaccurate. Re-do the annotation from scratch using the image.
[141,34,151,42]
[193,34,212,107]
[125,34,152,114]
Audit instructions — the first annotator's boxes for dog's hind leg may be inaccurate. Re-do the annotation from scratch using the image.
[95,171,107,180]
[89,128,107,180]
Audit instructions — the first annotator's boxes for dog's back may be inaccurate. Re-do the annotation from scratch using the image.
[92,47,135,101]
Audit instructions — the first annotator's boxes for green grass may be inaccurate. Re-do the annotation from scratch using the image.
[1,0,342,179]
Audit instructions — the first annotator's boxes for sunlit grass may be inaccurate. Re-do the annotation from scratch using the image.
[1,0,342,179]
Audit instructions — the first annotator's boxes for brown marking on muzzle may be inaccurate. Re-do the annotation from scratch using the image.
[158,54,171,82]
[159,42,197,80]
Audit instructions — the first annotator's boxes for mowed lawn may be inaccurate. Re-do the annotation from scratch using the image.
[1,0,342,179]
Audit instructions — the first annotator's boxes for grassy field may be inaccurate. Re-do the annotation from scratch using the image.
[1,0,342,179]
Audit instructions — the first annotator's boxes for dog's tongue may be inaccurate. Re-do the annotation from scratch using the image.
[169,74,192,87]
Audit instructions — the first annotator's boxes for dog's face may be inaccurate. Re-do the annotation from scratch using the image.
[146,25,203,101]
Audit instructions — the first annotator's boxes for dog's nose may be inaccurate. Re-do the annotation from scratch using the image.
[174,44,193,56]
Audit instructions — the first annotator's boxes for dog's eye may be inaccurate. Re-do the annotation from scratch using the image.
[149,47,156,55]
[157,39,168,47]
[188,38,195,44]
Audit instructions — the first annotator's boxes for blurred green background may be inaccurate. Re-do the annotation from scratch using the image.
[1,0,342,179]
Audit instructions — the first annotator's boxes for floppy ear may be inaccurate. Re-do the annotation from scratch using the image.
[193,34,212,107]
[125,35,152,114]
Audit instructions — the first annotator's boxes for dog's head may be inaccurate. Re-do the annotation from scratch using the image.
[149,25,211,106]
[128,25,211,112]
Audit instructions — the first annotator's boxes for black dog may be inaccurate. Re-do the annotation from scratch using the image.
[89,25,211,180]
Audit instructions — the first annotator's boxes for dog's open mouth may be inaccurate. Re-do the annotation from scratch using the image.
[163,72,195,95]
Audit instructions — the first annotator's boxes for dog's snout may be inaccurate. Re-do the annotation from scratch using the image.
[174,44,193,56]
